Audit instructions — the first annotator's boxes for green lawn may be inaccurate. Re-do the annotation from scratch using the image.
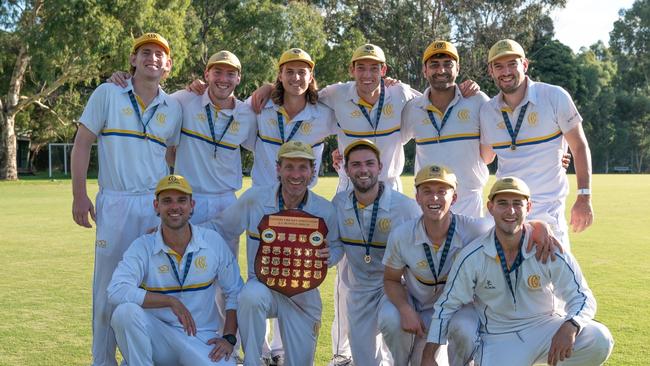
[0,174,647,365]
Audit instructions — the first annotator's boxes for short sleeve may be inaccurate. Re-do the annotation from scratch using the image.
[79,83,110,136]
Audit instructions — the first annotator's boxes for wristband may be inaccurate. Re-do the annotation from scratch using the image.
[576,188,591,195]
[567,318,581,333]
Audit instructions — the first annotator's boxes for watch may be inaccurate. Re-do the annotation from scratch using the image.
[222,334,237,346]
[576,188,591,195]
[567,318,581,333]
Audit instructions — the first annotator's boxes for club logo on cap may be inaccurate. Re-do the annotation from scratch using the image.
[168,176,179,184]
[430,166,440,173]
[503,177,513,183]
[434,42,445,49]
[292,48,301,54]
[365,45,375,52]
[294,141,303,147]
[496,40,511,51]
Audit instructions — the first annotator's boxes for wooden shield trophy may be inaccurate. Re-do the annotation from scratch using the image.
[255,209,329,297]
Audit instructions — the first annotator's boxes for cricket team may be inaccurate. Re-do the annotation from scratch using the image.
[72,32,614,366]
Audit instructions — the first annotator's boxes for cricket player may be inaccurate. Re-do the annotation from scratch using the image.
[251,48,336,188]
[108,175,244,366]
[480,39,594,247]
[422,177,613,366]
[331,139,421,365]
[207,141,343,366]
[401,40,490,217]
[71,33,182,366]
[380,165,559,365]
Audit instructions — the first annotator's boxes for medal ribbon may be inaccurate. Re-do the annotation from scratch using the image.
[277,184,306,210]
[352,182,384,261]
[494,228,526,304]
[426,106,454,139]
[128,90,159,137]
[205,105,234,158]
[500,102,529,149]
[276,111,303,143]
[165,252,194,290]
[421,214,456,284]
[356,79,385,131]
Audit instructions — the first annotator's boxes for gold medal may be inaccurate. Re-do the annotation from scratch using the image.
[364,255,371,264]
[510,144,517,151]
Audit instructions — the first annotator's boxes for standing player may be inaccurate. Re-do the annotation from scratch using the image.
[108,175,244,366]
[251,48,336,188]
[332,139,421,365]
[71,33,182,366]
[402,40,489,217]
[379,165,559,365]
[207,141,343,366]
[480,39,594,246]
[422,177,613,366]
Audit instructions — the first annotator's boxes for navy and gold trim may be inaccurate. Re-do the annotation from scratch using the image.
[101,129,167,147]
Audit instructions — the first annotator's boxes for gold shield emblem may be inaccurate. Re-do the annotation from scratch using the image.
[378,218,391,233]
[268,118,277,127]
[497,121,506,130]
[156,113,166,125]
[196,113,207,122]
[229,120,240,133]
[158,265,169,273]
[300,122,312,135]
[344,218,355,226]
[457,109,470,121]
[527,274,541,290]
[527,112,538,126]
[194,256,207,271]
[383,103,394,117]
[122,107,134,116]
[351,110,362,118]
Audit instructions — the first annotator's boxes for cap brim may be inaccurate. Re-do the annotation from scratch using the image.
[488,51,524,63]
[279,60,315,69]
[133,40,170,55]
[343,141,380,159]
[278,152,315,160]
[351,55,385,64]
[155,187,192,195]
[415,178,456,189]
[488,189,530,200]
[206,61,241,71]
[425,50,459,62]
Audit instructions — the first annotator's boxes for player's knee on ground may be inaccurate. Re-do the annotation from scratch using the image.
[110,302,145,333]
[446,311,478,353]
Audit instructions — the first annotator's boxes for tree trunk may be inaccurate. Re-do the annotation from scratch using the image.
[0,111,18,180]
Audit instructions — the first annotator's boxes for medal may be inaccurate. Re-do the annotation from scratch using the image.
[510,144,517,151]
[364,255,372,264]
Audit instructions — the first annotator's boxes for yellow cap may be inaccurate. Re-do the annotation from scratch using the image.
[350,44,386,64]
[343,139,380,162]
[415,165,457,189]
[206,50,241,71]
[132,33,170,55]
[278,48,314,69]
[155,175,192,196]
[488,176,531,200]
[277,141,315,160]
[422,40,459,64]
[488,39,526,63]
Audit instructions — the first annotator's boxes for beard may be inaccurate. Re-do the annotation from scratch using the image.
[351,174,379,193]
[427,74,455,92]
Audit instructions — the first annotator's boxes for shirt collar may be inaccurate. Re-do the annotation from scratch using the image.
[263,183,312,210]
[347,81,392,105]
[482,226,535,259]
[122,78,170,108]
[412,214,463,249]
[343,183,392,211]
[151,224,206,255]
[497,76,537,111]
[264,100,318,121]
[201,90,236,117]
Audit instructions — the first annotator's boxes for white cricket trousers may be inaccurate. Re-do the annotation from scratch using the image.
[92,190,159,366]
[237,279,321,366]
[345,290,393,365]
[111,303,235,366]
[477,315,613,365]
[379,302,480,366]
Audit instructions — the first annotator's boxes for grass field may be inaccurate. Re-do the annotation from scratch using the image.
[0,174,648,365]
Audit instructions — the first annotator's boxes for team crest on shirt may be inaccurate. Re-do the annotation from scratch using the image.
[158,265,170,274]
[194,256,207,272]
[421,117,429,125]
[344,217,355,226]
[383,103,394,117]
[122,107,134,116]
[417,259,428,268]
[527,112,538,126]
[457,109,470,121]
[156,113,166,125]
[196,112,207,122]
[229,120,240,133]
[267,118,278,127]
[300,122,312,135]
[351,110,362,118]
[527,274,541,290]
[497,121,506,130]
[378,218,391,232]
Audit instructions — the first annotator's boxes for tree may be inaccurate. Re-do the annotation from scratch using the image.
[0,0,191,180]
